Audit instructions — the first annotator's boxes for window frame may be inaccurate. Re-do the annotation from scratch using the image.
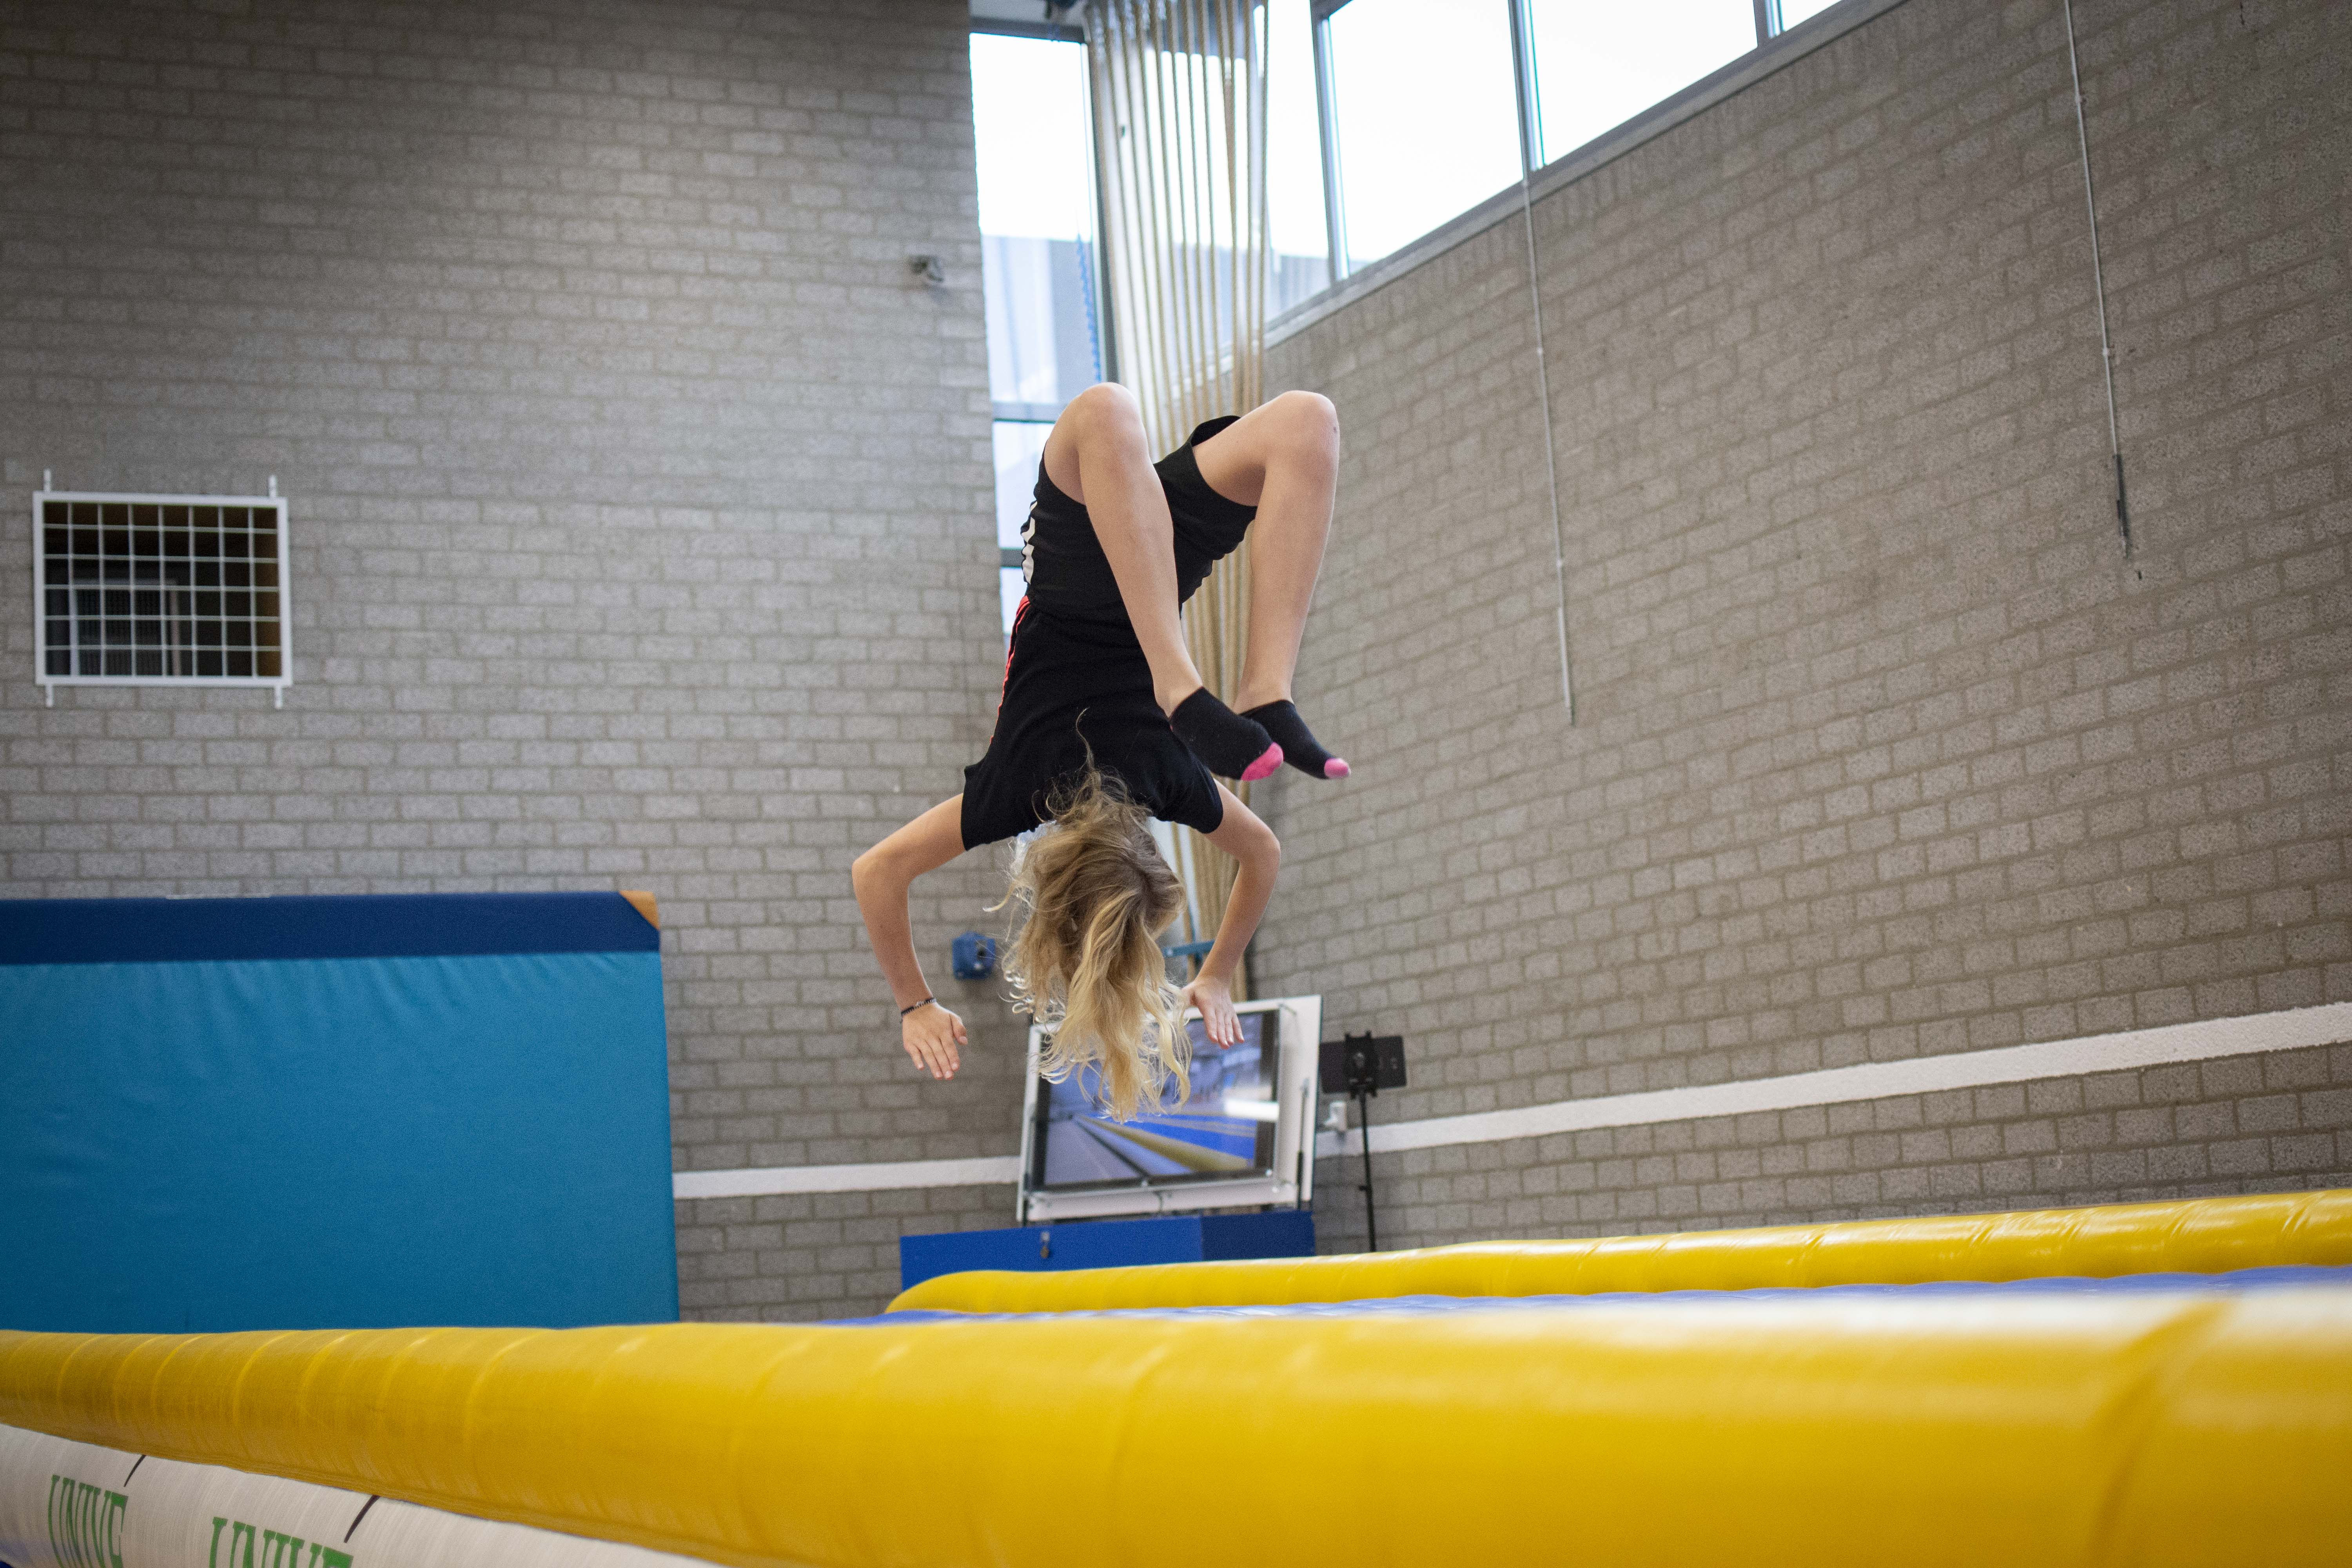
[1305,0,1846,285]
[33,485,294,709]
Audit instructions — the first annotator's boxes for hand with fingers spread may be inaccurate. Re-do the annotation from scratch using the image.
[1181,972,1241,1050]
[901,998,966,1080]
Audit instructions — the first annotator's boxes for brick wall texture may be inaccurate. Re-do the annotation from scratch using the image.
[0,0,1032,1321]
[4,0,2348,1320]
[1261,0,2352,1255]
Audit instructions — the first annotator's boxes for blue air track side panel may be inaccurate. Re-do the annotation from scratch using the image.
[0,893,677,1334]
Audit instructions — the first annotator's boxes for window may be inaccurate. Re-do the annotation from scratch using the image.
[972,31,1104,633]
[973,33,1100,413]
[972,0,1857,452]
[1524,2,1759,167]
[35,488,290,706]
[1319,0,1523,270]
[992,421,1053,630]
[1265,0,1334,314]
[972,11,1337,637]
[1294,1,1846,286]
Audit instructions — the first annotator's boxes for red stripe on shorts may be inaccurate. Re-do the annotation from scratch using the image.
[996,595,1029,710]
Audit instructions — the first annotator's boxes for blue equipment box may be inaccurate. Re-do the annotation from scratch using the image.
[899,1209,1314,1292]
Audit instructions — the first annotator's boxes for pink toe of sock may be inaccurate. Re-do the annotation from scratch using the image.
[1324,758,1350,778]
[1241,743,1283,782]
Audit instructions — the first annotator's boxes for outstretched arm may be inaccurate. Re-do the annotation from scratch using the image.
[1181,783,1281,1048]
[851,796,971,1080]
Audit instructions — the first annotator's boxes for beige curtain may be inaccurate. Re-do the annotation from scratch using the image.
[1087,0,1271,996]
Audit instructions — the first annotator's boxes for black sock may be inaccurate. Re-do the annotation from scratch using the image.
[1169,688,1281,781]
[1242,699,1349,779]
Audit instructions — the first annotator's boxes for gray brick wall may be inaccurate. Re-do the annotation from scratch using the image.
[5,0,2345,1323]
[0,0,1032,1319]
[675,1183,1014,1322]
[1259,0,2351,1252]
[1313,1044,2352,1254]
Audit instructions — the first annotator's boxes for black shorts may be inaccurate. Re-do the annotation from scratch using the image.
[1015,415,1256,625]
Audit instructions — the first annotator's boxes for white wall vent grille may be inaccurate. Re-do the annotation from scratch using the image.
[33,487,291,706]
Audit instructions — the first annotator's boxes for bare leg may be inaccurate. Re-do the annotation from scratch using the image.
[1039,383,1205,714]
[1189,390,1341,711]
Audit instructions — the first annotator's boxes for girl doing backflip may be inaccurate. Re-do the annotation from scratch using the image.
[851,383,1347,1118]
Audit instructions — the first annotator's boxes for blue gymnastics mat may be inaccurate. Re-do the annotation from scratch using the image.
[0,893,677,1333]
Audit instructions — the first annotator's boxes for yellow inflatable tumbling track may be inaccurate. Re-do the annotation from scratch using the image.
[0,1191,2347,1568]
[887,1186,2352,1312]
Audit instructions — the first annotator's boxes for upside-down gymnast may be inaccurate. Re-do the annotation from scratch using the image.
[851,383,1347,1118]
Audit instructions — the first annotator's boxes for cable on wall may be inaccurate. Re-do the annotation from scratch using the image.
[1517,174,1574,724]
[2061,0,2131,558]
[1507,0,1575,723]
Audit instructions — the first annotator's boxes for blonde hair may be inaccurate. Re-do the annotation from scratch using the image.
[995,766,1189,1121]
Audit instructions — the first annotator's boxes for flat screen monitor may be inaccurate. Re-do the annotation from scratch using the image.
[1033,1009,1279,1191]
[1016,995,1321,1223]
